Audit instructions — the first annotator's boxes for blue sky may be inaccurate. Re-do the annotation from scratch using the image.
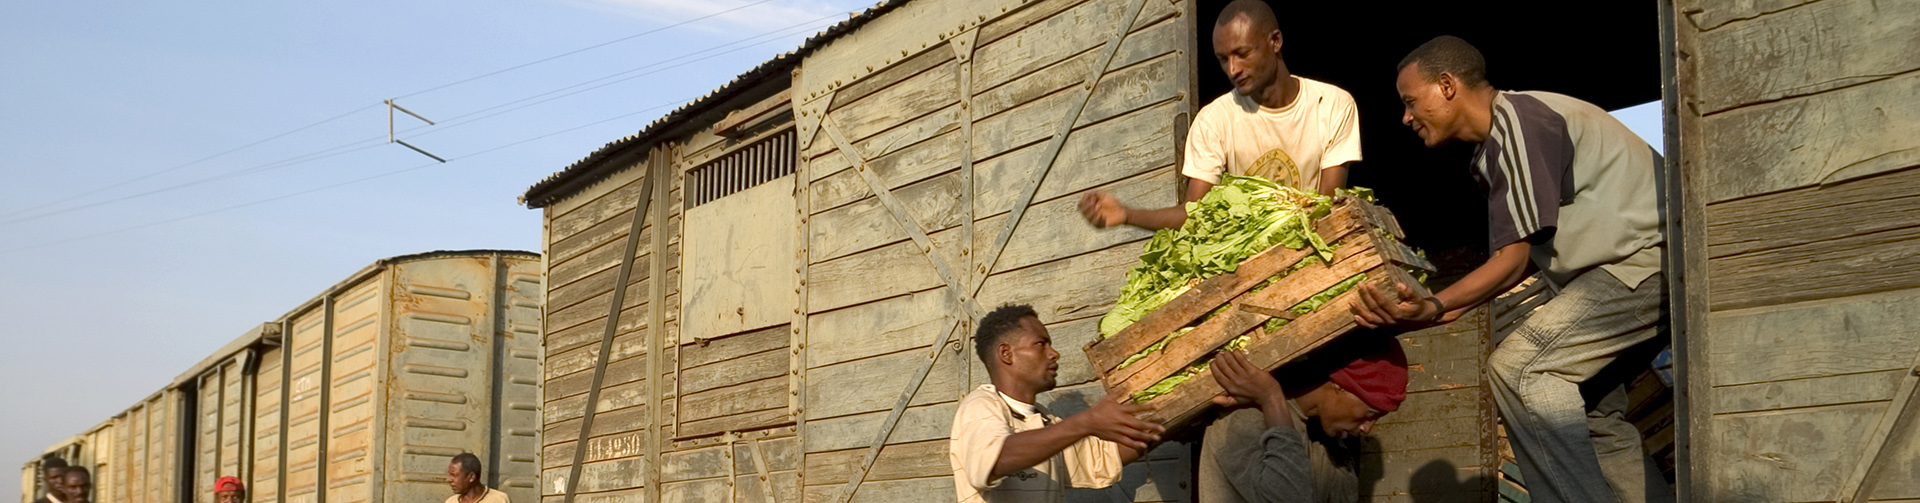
[0,1,1661,496]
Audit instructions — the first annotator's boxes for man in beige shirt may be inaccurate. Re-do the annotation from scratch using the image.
[446,453,511,503]
[1080,0,1361,230]
[950,305,1166,503]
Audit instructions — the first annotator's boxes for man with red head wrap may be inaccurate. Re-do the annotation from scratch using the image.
[1201,335,1410,503]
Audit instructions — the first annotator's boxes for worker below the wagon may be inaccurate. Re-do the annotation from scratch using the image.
[447,452,511,503]
[33,456,68,503]
[214,476,247,503]
[950,304,1167,503]
[1079,0,1361,229]
[1353,36,1671,503]
[56,467,91,503]
[1202,335,1407,503]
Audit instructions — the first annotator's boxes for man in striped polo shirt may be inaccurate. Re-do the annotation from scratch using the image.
[1351,36,1670,503]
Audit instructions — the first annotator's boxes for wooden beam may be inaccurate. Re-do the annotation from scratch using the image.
[562,149,657,503]
[1834,348,1920,503]
[715,89,793,138]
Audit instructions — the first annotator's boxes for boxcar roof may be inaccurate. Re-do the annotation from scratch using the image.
[519,0,912,209]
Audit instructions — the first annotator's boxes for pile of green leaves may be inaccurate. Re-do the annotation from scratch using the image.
[1098,174,1335,338]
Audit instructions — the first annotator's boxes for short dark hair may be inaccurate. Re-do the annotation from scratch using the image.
[41,456,69,470]
[975,304,1039,367]
[1397,36,1488,87]
[1214,0,1278,33]
[451,452,484,479]
[61,466,89,478]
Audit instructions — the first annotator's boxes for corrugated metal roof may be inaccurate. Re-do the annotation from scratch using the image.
[520,0,912,209]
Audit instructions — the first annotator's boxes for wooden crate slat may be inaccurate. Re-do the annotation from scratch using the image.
[1082,202,1371,372]
[1082,197,1434,430]
[1137,262,1399,426]
[1104,240,1382,394]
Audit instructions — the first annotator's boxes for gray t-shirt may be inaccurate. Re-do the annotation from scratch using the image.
[1196,404,1359,503]
[1472,91,1664,288]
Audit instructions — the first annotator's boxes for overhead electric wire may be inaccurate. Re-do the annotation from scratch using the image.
[6,1,796,222]
[406,12,844,138]
[0,104,380,219]
[0,95,702,255]
[394,0,783,99]
[1,9,844,227]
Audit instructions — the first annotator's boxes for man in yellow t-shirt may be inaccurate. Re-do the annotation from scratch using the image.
[446,453,511,503]
[1079,0,1361,230]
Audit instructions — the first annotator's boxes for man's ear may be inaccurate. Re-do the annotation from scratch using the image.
[1268,29,1283,55]
[1438,72,1459,101]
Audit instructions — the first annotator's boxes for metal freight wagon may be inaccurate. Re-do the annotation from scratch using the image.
[23,251,544,503]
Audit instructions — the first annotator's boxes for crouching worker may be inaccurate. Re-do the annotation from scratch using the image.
[1201,335,1408,503]
[951,304,1167,503]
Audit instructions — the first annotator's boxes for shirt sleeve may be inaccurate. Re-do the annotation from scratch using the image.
[1061,433,1125,489]
[1480,94,1574,250]
[950,395,1014,492]
[1322,89,1362,169]
[1181,103,1229,185]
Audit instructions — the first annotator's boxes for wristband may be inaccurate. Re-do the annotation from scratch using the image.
[1422,296,1446,322]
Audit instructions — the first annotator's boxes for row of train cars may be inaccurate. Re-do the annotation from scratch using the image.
[20,251,546,503]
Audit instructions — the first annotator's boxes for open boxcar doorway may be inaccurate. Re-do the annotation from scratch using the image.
[1188,1,1671,501]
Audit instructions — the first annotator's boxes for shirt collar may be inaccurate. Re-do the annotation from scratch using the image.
[47,493,65,503]
[981,384,1043,420]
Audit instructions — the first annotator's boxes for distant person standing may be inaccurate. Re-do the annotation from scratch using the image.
[447,452,510,503]
[57,466,92,503]
[33,456,69,503]
[215,476,248,503]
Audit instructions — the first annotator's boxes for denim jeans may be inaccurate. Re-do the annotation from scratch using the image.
[1488,269,1670,503]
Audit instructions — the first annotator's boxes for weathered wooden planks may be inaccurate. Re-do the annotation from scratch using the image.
[971,19,1183,122]
[806,226,967,313]
[1696,72,1920,203]
[1706,289,1920,386]
[970,51,1185,167]
[809,130,964,213]
[803,402,958,454]
[972,98,1180,222]
[806,289,952,368]
[970,0,1177,93]
[1707,223,1920,312]
[974,239,1144,324]
[1689,0,1920,114]
[1706,166,1920,259]
[808,169,966,263]
[1709,402,1886,502]
[805,347,964,421]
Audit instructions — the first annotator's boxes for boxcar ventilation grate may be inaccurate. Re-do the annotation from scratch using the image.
[686,129,795,208]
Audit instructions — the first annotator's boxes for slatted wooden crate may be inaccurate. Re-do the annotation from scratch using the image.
[1085,196,1436,428]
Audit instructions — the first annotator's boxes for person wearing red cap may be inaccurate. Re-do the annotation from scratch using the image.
[214,476,246,503]
[1197,335,1409,503]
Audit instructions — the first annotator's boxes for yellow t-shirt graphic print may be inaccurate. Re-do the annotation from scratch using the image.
[1246,148,1301,190]
[1182,76,1362,193]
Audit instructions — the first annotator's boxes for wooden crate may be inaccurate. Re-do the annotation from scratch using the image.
[1085,196,1436,428]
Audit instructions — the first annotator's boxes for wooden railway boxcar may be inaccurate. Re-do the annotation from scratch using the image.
[514,1,1587,502]
[22,251,545,503]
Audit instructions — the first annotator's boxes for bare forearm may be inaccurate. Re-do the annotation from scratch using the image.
[1122,205,1189,230]
[1317,164,1350,196]
[990,421,1090,480]
[1433,242,1531,323]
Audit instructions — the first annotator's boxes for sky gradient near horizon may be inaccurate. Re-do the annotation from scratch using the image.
[1,1,1661,497]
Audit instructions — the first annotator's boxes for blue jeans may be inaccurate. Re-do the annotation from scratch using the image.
[1489,269,1671,503]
